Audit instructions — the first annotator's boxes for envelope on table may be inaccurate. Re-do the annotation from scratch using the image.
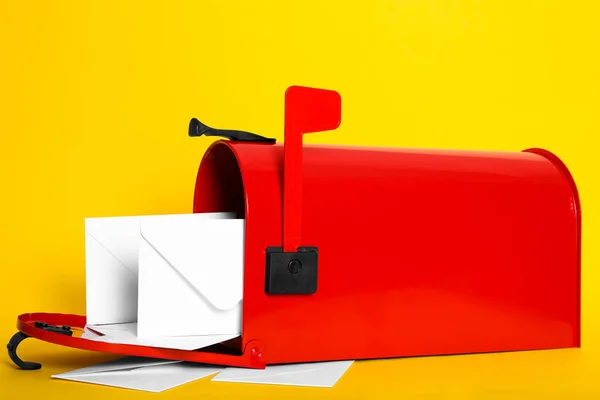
[52,356,223,393]
[137,215,245,338]
[211,360,355,387]
[85,212,235,326]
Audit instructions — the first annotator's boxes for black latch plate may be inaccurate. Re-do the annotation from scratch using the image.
[265,246,318,294]
[34,321,73,336]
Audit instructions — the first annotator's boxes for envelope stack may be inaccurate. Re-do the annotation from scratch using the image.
[84,212,245,350]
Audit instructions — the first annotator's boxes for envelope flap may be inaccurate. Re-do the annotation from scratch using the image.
[85,216,142,277]
[139,214,245,311]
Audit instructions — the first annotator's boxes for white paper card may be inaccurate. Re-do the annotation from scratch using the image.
[84,323,238,351]
[211,360,354,387]
[137,216,245,338]
[52,357,223,393]
[85,212,235,326]
[53,356,180,376]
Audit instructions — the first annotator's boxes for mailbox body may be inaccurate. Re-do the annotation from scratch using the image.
[7,85,581,370]
[193,140,581,365]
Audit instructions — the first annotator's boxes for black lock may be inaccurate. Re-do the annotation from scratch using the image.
[265,247,318,294]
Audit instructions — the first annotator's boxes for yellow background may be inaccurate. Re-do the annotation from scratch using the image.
[1,0,599,398]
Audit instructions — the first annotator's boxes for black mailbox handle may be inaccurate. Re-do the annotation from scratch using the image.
[188,118,276,144]
[7,322,73,370]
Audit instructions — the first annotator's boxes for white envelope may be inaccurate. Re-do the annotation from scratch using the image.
[52,356,223,392]
[137,215,245,338]
[84,323,238,351]
[84,212,234,326]
[211,360,355,387]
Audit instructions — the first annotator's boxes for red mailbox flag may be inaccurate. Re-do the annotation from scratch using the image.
[283,85,342,252]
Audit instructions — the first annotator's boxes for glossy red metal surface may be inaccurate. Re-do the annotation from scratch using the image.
[194,140,580,365]
[16,313,266,368]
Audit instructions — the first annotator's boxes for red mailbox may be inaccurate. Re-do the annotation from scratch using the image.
[8,86,580,370]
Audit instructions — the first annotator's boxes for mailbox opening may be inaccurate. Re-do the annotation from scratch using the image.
[193,141,246,356]
[194,141,246,219]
